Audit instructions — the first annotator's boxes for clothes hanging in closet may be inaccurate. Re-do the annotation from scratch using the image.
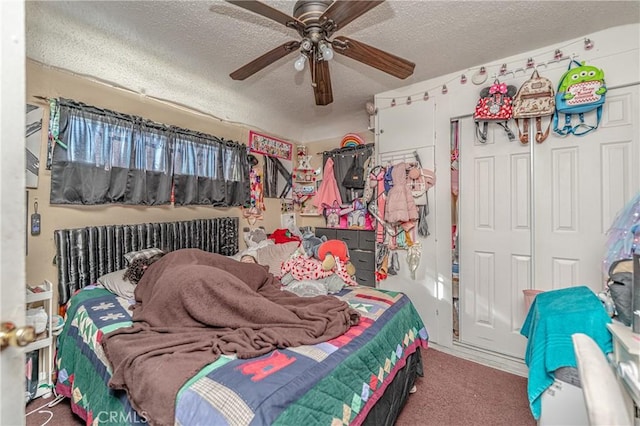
[322,144,374,203]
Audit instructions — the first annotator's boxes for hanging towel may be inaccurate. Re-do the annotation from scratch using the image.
[520,286,612,420]
[313,158,342,213]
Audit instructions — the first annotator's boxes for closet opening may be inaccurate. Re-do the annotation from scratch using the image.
[451,119,460,341]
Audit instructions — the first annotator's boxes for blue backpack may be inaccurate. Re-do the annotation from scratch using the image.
[553,60,607,136]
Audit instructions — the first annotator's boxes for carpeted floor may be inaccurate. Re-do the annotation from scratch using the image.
[396,348,535,425]
[26,348,535,426]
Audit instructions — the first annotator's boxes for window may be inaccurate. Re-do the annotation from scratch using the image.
[49,98,249,206]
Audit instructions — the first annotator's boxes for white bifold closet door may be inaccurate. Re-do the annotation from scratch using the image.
[458,84,639,358]
[457,117,531,358]
[534,87,640,291]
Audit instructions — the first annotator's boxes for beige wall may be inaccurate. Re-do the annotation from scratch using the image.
[25,60,286,303]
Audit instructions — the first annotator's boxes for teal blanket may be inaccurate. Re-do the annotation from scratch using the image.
[520,286,612,419]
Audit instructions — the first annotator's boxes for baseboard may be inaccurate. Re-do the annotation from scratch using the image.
[429,341,528,377]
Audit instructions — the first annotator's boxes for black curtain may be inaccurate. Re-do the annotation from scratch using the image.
[172,132,250,206]
[49,99,249,207]
[322,143,374,204]
[50,99,174,205]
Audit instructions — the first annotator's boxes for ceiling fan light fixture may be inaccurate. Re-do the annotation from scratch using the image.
[318,41,334,61]
[300,37,313,52]
[294,54,307,71]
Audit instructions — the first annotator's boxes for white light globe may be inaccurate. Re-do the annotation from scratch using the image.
[320,44,334,61]
[294,55,306,71]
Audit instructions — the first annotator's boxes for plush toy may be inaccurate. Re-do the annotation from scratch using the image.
[243,226,268,248]
[301,231,326,258]
[301,231,356,276]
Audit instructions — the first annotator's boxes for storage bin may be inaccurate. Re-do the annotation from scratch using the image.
[523,289,545,314]
[25,350,39,403]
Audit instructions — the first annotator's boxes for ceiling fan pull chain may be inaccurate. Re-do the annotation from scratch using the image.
[311,54,317,87]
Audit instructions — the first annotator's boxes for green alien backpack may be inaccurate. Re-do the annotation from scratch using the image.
[553,60,607,136]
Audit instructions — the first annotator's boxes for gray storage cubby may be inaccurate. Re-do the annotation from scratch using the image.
[315,227,376,287]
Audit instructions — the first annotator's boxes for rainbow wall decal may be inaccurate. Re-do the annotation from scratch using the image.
[340,133,365,148]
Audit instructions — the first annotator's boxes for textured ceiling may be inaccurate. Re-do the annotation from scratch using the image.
[26,1,640,142]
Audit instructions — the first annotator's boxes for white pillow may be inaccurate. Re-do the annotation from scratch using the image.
[97,269,135,299]
[256,241,300,277]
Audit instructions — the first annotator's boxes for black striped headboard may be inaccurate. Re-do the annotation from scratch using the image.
[54,217,239,305]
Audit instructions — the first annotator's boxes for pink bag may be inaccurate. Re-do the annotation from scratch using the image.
[474,80,517,143]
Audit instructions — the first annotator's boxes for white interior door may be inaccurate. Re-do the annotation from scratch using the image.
[534,85,640,291]
[1,0,27,424]
[376,99,446,345]
[458,118,531,358]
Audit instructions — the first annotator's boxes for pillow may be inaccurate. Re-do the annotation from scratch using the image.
[256,241,300,277]
[98,269,136,299]
[123,247,165,265]
[232,239,273,261]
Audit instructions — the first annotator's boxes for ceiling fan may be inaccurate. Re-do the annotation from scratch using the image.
[225,0,415,106]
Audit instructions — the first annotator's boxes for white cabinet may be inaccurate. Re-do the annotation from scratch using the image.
[25,280,54,400]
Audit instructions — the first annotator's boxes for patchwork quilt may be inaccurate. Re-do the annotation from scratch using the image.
[56,285,428,425]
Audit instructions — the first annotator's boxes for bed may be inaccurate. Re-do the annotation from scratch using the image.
[53,218,428,426]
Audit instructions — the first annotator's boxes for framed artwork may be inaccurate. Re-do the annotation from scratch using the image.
[249,131,292,161]
[26,104,44,188]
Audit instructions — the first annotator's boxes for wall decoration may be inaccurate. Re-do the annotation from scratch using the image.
[263,155,292,199]
[249,130,292,160]
[26,104,44,188]
[340,133,364,148]
[249,131,293,199]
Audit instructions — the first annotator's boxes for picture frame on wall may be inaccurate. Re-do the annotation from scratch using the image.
[249,131,292,161]
[250,130,293,200]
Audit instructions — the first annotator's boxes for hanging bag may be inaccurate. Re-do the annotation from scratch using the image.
[512,69,556,144]
[553,60,607,137]
[474,79,518,143]
[342,155,365,190]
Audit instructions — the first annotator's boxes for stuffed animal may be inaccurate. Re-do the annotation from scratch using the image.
[243,226,268,248]
[301,231,356,276]
[301,231,327,258]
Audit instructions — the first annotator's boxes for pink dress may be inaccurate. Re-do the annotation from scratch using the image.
[312,158,342,213]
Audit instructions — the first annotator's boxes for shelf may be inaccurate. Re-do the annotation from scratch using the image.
[25,335,52,353]
[24,279,54,404]
[299,213,322,217]
[26,280,53,304]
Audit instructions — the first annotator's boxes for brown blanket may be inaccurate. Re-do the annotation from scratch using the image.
[101,248,360,426]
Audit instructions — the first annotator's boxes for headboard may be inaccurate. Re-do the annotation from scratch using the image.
[54,217,239,305]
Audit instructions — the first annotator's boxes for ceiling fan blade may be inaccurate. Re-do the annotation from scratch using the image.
[332,36,415,79]
[226,1,304,32]
[310,52,333,106]
[320,1,384,33]
[230,41,300,80]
